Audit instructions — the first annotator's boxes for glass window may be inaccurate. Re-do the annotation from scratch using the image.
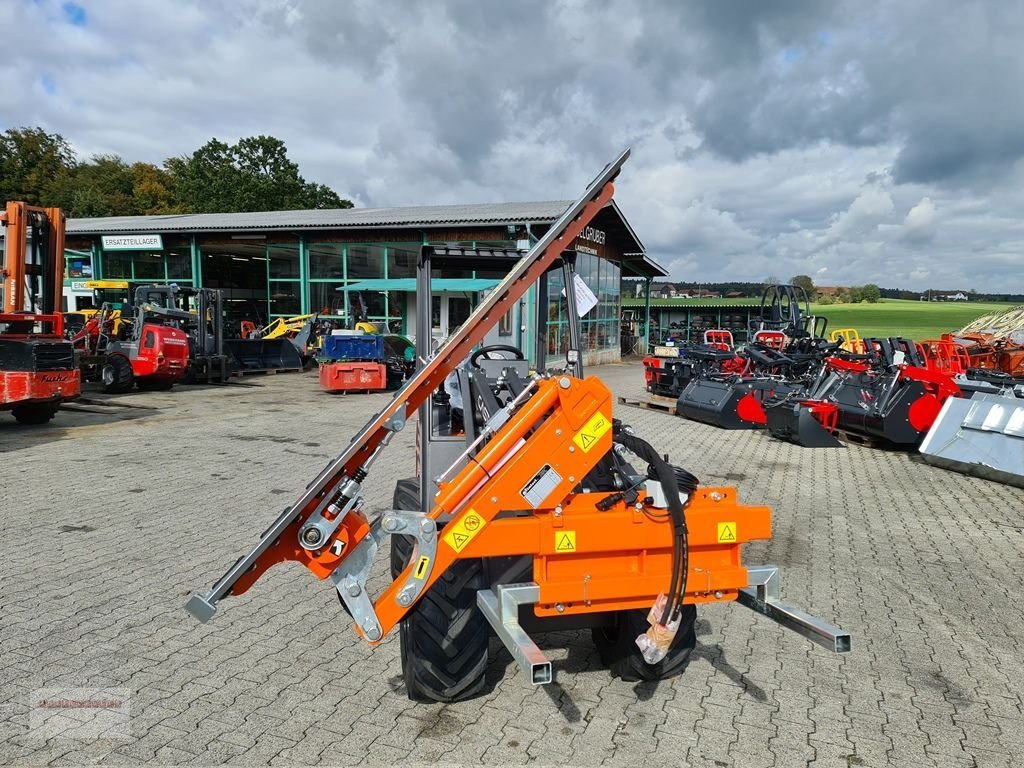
[133,252,164,280]
[347,245,385,279]
[349,289,402,330]
[269,282,301,315]
[65,256,93,279]
[104,253,131,279]
[547,323,563,356]
[309,243,344,279]
[167,251,191,280]
[268,243,300,278]
[387,246,418,279]
[449,297,472,331]
[310,281,345,316]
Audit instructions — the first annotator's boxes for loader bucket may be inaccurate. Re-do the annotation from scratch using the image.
[829,376,933,446]
[919,391,1024,488]
[677,379,763,429]
[223,338,303,373]
[766,400,843,448]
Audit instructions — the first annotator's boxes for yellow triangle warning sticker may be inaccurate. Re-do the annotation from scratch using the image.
[717,522,737,543]
[442,508,488,553]
[572,411,611,453]
[555,531,576,552]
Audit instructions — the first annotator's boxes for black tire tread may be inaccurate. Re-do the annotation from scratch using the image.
[102,355,134,393]
[392,477,490,703]
[11,403,59,425]
[593,604,697,682]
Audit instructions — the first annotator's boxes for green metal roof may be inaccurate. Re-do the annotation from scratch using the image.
[341,278,500,292]
[622,298,761,309]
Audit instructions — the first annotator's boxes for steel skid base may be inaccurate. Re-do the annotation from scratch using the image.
[477,584,553,686]
[739,566,851,653]
[477,568,851,687]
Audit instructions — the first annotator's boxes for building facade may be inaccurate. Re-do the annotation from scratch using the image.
[64,201,665,365]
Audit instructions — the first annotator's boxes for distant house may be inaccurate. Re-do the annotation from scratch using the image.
[815,286,844,297]
[655,283,677,299]
[725,291,746,298]
[943,292,969,301]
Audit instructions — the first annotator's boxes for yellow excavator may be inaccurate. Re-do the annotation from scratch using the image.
[62,280,131,338]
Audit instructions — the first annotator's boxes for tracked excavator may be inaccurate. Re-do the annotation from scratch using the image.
[187,150,849,701]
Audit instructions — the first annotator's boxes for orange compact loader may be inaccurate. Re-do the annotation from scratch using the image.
[187,150,849,701]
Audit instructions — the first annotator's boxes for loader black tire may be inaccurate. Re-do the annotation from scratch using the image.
[101,355,134,393]
[390,478,490,703]
[592,604,697,682]
[11,402,59,425]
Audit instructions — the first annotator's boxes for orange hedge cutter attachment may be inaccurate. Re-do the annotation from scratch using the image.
[186,150,849,689]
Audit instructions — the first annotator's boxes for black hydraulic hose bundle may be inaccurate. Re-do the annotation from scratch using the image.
[613,427,699,626]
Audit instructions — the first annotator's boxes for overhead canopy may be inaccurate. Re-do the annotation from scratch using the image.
[342,278,501,292]
[619,252,669,278]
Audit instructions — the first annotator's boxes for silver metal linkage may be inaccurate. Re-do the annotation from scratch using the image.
[435,376,541,485]
[477,583,553,686]
[299,432,395,551]
[737,566,851,653]
[330,510,437,644]
[330,524,387,642]
[379,510,438,609]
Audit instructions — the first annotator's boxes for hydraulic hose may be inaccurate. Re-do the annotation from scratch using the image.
[613,429,698,625]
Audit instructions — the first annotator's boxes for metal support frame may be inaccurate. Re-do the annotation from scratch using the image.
[477,583,553,685]
[738,566,851,653]
[417,245,434,513]
[643,277,652,352]
[561,253,583,378]
[534,270,548,371]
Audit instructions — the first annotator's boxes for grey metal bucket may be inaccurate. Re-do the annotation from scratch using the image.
[919,391,1024,488]
[223,338,303,373]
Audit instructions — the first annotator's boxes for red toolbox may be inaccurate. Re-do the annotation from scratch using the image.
[320,361,387,392]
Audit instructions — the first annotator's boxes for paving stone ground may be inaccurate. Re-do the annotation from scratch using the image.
[1,362,1022,767]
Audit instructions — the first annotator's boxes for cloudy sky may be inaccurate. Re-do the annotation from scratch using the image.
[5,0,1024,291]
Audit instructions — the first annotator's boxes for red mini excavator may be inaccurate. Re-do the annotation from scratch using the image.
[187,151,850,701]
[0,202,80,424]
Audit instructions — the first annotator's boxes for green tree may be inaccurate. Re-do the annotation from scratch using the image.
[301,182,351,210]
[57,155,134,217]
[789,274,816,298]
[46,155,181,217]
[0,127,76,205]
[166,135,352,213]
[164,138,239,213]
[860,283,881,303]
[130,162,180,215]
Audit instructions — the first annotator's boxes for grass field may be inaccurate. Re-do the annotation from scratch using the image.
[812,299,1017,340]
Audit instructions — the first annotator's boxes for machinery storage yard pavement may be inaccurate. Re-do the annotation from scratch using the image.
[2,363,1023,768]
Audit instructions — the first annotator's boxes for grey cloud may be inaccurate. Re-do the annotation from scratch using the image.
[5,0,1024,291]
